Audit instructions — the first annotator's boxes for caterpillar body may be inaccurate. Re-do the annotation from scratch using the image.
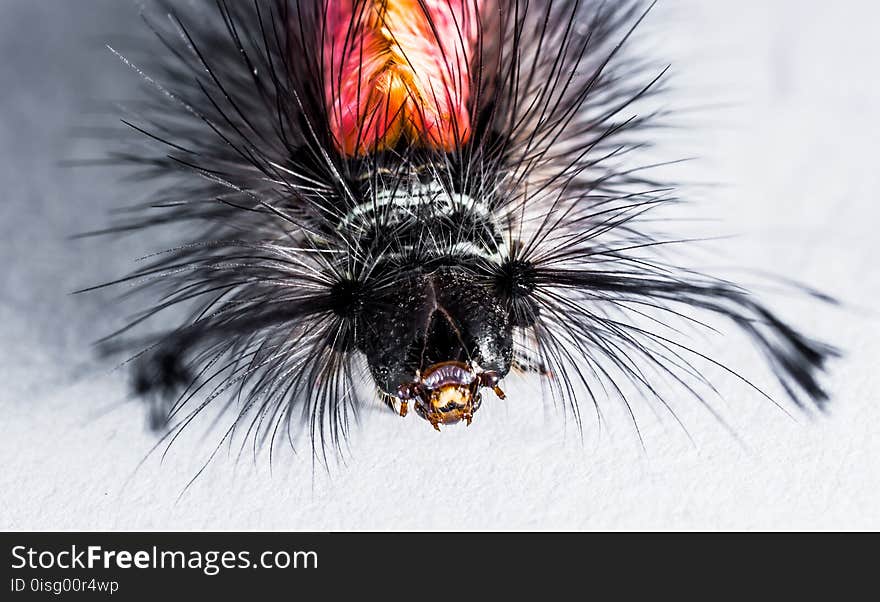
[90,0,837,458]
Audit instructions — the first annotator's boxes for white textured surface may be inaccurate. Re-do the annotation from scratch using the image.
[1,0,878,531]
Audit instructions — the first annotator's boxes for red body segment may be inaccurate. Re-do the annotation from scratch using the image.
[323,0,483,156]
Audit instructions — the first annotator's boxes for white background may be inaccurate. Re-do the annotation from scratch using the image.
[1,0,877,530]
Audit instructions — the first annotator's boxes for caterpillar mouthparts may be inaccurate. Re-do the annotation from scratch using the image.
[396,362,505,430]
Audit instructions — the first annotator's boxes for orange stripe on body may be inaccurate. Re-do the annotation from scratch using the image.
[323,0,482,157]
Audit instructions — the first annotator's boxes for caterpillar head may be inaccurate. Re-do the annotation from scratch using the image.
[350,267,512,430]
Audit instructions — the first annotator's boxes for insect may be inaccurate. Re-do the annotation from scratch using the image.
[89,0,836,457]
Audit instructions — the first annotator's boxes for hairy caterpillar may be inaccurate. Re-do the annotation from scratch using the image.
[86,0,837,459]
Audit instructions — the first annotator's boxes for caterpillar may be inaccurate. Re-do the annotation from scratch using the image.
[87,0,837,460]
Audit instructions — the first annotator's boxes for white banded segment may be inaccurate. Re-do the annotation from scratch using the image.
[338,178,504,262]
